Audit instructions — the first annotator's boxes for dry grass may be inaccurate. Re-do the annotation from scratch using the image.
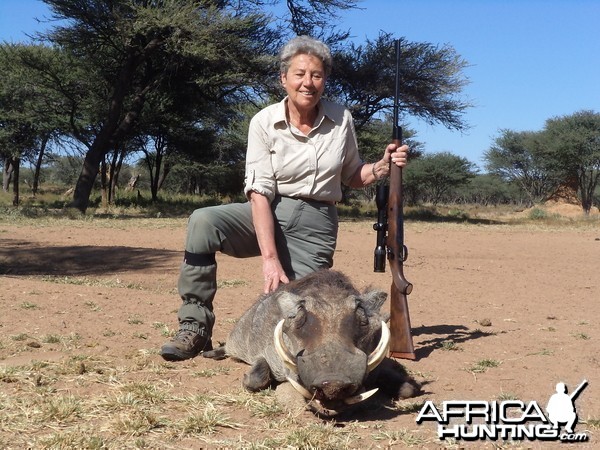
[0,352,434,449]
[2,199,599,230]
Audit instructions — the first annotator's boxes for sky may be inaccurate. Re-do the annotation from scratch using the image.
[1,0,599,168]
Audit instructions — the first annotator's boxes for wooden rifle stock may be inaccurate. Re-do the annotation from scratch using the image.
[374,39,415,360]
[387,137,415,359]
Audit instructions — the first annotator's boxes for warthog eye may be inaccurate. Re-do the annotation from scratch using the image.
[355,305,368,327]
[293,309,307,329]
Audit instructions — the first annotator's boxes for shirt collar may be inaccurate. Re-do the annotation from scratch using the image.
[274,97,341,129]
[319,99,342,125]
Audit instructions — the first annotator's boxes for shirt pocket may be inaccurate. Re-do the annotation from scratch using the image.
[271,140,312,183]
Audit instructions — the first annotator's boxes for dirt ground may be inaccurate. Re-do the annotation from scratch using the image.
[1,213,599,448]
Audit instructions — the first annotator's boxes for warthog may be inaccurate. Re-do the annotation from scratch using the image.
[204,269,420,415]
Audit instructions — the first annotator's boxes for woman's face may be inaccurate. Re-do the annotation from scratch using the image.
[281,53,326,114]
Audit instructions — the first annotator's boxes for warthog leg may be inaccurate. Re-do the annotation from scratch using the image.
[243,357,273,392]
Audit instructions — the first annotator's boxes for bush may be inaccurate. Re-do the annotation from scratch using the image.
[528,207,548,220]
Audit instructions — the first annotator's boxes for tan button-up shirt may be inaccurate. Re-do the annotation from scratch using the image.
[244,97,363,203]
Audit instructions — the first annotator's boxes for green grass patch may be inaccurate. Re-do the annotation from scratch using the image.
[439,340,463,351]
[467,358,501,373]
[571,332,590,340]
[40,275,144,290]
[20,301,39,310]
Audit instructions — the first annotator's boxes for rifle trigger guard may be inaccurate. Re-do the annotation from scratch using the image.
[401,245,409,262]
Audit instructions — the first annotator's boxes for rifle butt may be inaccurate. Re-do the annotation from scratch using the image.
[389,285,415,360]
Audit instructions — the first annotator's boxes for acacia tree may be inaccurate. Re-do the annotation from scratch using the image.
[330,33,471,132]
[34,0,280,212]
[484,129,558,205]
[0,44,67,204]
[455,174,523,206]
[130,56,232,202]
[542,110,600,214]
[485,112,600,214]
[138,123,218,201]
[404,152,476,205]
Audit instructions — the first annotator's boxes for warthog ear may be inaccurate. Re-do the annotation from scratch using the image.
[360,289,387,314]
[276,291,304,318]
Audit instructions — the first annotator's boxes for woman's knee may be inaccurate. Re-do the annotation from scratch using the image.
[185,207,224,253]
[188,206,221,232]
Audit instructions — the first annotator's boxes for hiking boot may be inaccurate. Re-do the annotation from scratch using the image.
[160,323,212,361]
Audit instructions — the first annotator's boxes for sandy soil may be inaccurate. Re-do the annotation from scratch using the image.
[1,214,598,448]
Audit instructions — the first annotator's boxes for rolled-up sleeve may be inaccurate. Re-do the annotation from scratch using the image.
[244,113,276,202]
[340,111,363,186]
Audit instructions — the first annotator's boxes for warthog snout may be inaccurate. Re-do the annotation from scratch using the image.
[310,378,360,401]
[297,343,367,401]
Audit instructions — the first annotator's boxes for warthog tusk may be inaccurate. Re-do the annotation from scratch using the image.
[286,376,314,400]
[367,321,390,373]
[274,319,298,372]
[287,377,378,407]
[344,388,379,405]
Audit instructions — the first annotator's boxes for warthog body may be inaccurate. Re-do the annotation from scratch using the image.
[205,269,419,415]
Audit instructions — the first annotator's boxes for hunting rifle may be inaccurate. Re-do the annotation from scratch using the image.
[373,39,415,360]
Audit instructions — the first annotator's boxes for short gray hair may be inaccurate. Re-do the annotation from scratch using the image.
[279,36,333,77]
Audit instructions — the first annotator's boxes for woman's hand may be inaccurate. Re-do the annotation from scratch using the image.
[384,142,409,168]
[262,256,289,293]
[370,143,409,181]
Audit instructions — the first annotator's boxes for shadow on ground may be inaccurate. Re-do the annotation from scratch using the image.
[0,239,180,276]
[412,323,495,359]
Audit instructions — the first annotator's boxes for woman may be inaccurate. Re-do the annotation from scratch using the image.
[160,36,409,362]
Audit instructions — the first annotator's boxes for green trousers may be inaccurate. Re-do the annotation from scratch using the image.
[176,196,338,335]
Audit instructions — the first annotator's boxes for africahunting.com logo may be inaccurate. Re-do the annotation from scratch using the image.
[416,380,589,443]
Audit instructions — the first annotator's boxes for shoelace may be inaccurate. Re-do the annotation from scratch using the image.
[174,329,196,343]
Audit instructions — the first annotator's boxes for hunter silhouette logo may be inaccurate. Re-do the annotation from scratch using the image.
[546,380,588,434]
[416,379,590,442]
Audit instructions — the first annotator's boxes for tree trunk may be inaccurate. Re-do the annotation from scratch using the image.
[32,136,49,196]
[71,100,147,212]
[157,159,170,192]
[3,157,13,192]
[72,141,105,212]
[579,168,600,216]
[150,151,163,202]
[11,157,20,206]
[109,146,126,202]
[100,157,108,209]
